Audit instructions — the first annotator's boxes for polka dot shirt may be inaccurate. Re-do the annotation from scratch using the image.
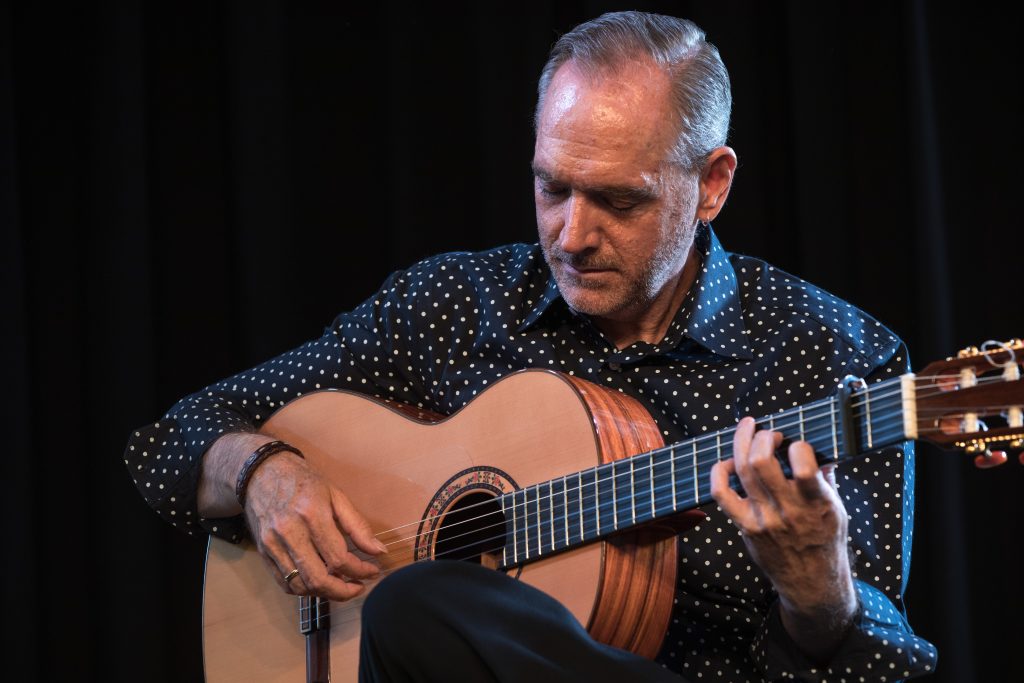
[125,226,937,681]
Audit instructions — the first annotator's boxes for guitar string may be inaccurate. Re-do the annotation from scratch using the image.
[369,386,1018,550]
[371,403,988,562]
[373,405,1011,565]
[373,397,855,546]
[289,373,1020,626]
[376,394,1018,567]
[317,413,920,634]
[310,398,1017,632]
[370,373,1015,547]
[295,368,1024,629]
[376,408,971,561]
[368,373,931,542]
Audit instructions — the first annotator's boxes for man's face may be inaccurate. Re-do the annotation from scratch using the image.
[533,59,700,324]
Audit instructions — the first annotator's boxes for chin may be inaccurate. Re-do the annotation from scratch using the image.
[559,284,627,319]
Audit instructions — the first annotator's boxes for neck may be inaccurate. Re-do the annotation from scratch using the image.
[595,248,700,349]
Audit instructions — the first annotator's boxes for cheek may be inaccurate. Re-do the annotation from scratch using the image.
[534,197,562,243]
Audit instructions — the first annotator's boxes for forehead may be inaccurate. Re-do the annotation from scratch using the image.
[534,59,677,183]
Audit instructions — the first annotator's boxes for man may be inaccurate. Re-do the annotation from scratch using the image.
[126,11,937,681]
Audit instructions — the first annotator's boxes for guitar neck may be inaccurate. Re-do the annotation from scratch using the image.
[497,373,915,569]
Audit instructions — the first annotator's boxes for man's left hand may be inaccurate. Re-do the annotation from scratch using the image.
[710,416,858,663]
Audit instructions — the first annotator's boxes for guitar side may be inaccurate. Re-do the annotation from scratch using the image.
[203,370,680,682]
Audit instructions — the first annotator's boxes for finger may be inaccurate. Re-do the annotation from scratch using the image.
[332,488,388,556]
[735,428,783,504]
[303,498,380,581]
[710,459,755,529]
[283,531,366,601]
[731,417,768,499]
[258,534,311,596]
[731,416,757,464]
[788,440,829,500]
[821,464,839,489]
[309,521,379,582]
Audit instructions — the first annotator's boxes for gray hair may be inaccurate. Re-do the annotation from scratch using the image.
[535,11,731,172]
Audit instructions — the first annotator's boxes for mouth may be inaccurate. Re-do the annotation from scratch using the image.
[561,261,614,277]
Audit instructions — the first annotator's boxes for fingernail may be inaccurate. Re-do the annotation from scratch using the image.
[374,539,388,554]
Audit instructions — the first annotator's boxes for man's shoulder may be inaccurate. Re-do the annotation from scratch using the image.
[730,252,904,362]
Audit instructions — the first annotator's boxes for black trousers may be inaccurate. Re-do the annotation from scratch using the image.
[359,560,683,682]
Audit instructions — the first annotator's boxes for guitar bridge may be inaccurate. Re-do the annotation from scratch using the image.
[298,595,330,635]
[299,596,331,683]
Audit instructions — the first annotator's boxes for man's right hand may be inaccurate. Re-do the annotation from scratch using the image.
[197,433,386,602]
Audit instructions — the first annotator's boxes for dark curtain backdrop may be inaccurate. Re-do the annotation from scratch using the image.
[3,1,1022,681]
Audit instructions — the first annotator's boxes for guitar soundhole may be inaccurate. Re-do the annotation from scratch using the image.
[433,492,505,564]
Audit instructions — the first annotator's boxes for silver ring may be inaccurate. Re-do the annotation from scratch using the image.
[284,568,300,584]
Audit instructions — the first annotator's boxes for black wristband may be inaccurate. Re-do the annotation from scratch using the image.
[235,440,304,508]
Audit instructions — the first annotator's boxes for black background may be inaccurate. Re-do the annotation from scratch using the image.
[3,2,1022,681]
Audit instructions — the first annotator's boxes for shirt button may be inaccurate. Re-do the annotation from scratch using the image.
[608,362,622,371]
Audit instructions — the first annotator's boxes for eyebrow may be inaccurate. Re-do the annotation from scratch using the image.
[531,163,660,203]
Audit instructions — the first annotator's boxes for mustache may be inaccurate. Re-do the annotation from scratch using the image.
[547,247,616,271]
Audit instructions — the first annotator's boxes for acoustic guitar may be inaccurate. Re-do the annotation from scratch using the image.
[203,339,1024,682]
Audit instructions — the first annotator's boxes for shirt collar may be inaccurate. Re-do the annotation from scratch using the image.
[516,226,753,361]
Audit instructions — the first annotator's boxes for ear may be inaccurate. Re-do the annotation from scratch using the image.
[698,146,737,223]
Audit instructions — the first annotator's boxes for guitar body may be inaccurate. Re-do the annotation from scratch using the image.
[203,370,694,682]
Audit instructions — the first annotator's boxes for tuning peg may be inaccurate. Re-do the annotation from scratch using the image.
[974,450,1009,469]
[957,345,980,359]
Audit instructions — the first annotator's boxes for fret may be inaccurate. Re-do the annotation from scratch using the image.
[803,400,834,463]
[798,405,805,441]
[670,445,678,511]
[579,467,599,542]
[545,478,560,553]
[535,482,545,557]
[577,471,585,541]
[648,451,656,519]
[594,464,602,536]
[631,453,654,524]
[830,397,839,460]
[651,447,675,517]
[522,487,535,560]
[546,479,556,552]
[562,474,570,548]
[716,433,722,462]
[610,462,618,531]
[863,385,874,449]
[692,440,699,503]
[629,457,636,526]
[597,462,616,535]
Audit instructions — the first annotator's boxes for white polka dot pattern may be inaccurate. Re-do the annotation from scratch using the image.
[124,226,936,680]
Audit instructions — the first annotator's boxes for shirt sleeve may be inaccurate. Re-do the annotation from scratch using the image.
[750,342,939,681]
[122,266,435,542]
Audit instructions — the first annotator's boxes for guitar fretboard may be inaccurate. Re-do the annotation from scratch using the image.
[497,375,911,569]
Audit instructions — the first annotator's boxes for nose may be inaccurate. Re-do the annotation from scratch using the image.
[558,193,600,255]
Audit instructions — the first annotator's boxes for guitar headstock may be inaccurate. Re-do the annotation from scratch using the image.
[915,339,1024,468]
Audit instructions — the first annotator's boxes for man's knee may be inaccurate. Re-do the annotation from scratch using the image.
[362,560,475,633]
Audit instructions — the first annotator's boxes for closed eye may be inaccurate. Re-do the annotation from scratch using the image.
[538,182,569,198]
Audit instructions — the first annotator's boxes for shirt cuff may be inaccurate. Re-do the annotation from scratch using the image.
[751,582,938,681]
